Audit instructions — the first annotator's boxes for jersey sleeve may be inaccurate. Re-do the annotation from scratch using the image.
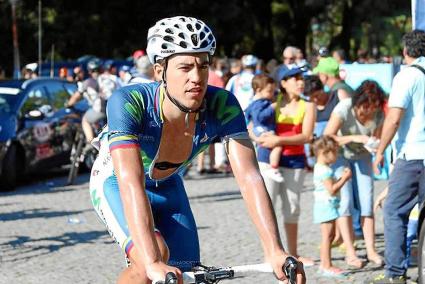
[106,87,145,152]
[388,70,413,109]
[210,89,248,140]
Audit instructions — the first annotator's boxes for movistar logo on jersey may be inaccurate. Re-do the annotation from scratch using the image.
[210,90,240,125]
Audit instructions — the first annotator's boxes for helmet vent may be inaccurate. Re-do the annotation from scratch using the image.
[195,23,201,30]
[191,34,198,45]
[180,41,187,48]
[200,41,208,48]
[187,24,194,32]
[208,34,213,41]
[163,35,174,42]
[200,32,205,40]
[165,28,174,34]
[161,44,168,49]
[178,32,185,39]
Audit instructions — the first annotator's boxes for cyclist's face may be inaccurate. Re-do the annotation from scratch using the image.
[166,53,210,109]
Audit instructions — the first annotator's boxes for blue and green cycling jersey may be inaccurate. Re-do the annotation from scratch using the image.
[100,81,248,180]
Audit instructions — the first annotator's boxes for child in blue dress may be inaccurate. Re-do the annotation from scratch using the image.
[312,136,352,277]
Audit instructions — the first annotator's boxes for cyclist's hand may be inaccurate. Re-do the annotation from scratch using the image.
[146,261,182,284]
[267,253,306,284]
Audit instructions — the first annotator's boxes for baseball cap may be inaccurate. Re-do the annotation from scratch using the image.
[313,57,339,76]
[25,62,38,72]
[119,65,131,72]
[277,66,304,81]
[241,55,258,67]
[133,49,146,60]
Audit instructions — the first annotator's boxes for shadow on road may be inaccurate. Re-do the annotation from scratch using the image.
[0,230,112,263]
[189,190,242,202]
[0,208,91,222]
[0,170,90,197]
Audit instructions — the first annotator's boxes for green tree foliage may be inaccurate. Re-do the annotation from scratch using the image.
[0,0,411,77]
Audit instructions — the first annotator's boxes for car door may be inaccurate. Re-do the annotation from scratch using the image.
[43,81,78,165]
[18,85,55,168]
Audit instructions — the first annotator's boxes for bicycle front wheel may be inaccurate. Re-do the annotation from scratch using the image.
[67,137,84,185]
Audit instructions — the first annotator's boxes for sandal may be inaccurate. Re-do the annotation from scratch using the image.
[206,168,221,174]
[345,256,366,268]
[367,254,384,266]
[317,266,348,278]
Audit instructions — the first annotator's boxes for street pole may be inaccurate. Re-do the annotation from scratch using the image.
[38,0,42,76]
[50,44,54,78]
[10,0,21,79]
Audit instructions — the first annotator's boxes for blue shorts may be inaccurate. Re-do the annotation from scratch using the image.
[90,172,200,272]
[333,156,374,217]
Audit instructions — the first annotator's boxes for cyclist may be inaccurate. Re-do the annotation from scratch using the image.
[67,58,106,143]
[89,16,306,284]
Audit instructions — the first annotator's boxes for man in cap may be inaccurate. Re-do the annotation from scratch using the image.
[313,57,353,100]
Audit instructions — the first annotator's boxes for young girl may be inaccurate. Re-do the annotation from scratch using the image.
[245,74,283,182]
[312,136,352,277]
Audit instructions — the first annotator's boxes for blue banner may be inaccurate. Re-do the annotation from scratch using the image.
[413,0,425,31]
[340,63,394,94]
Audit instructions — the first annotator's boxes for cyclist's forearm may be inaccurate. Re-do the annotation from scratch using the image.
[120,180,162,266]
[112,148,162,268]
[68,91,82,106]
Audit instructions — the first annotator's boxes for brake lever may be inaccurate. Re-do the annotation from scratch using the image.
[283,256,298,284]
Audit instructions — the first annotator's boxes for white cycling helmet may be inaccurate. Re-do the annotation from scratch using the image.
[241,54,258,67]
[146,16,216,64]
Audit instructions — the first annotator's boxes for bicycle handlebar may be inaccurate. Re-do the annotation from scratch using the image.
[153,257,298,284]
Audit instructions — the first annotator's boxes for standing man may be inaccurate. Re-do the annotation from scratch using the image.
[370,30,425,284]
[313,57,353,100]
[271,46,298,82]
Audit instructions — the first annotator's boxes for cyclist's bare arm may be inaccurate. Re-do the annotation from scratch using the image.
[226,138,287,279]
[67,91,83,107]
[111,147,182,282]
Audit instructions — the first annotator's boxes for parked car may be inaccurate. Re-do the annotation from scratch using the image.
[0,78,88,191]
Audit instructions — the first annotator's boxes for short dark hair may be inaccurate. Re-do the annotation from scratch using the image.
[303,75,323,96]
[333,49,346,60]
[352,80,386,109]
[403,30,425,58]
[252,74,275,91]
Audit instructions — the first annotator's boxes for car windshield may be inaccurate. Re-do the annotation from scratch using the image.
[0,87,20,113]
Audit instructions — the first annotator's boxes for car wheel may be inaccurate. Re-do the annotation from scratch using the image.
[0,145,17,191]
[419,219,425,283]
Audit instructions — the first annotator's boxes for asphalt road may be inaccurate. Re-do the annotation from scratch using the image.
[0,167,418,283]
